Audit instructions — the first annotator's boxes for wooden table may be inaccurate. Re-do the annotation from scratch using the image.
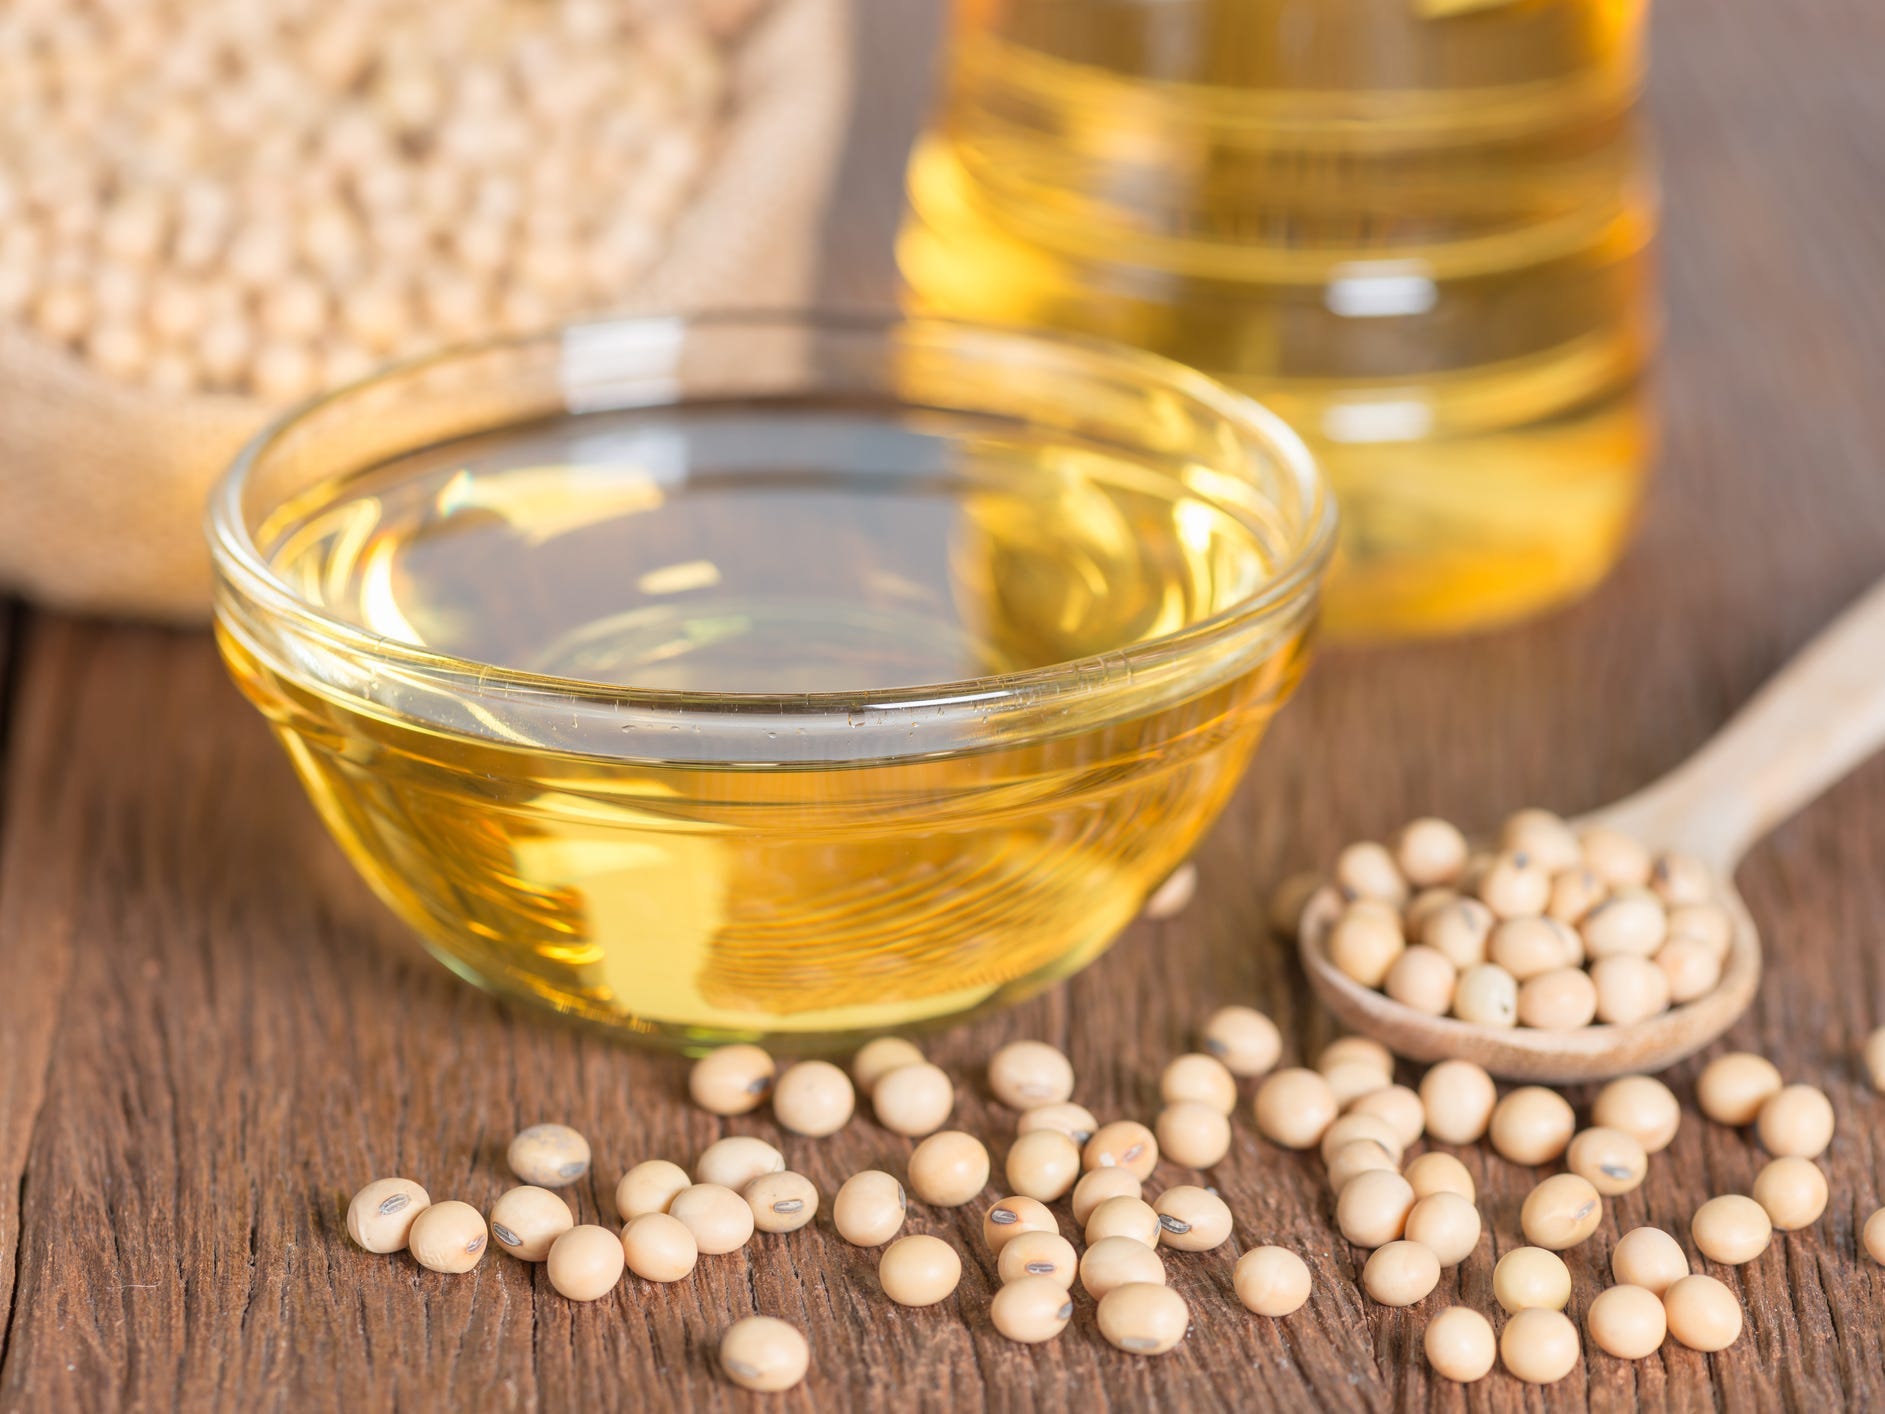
[3,1,1883,1408]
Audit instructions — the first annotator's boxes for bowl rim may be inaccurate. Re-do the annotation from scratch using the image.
[206,308,1338,717]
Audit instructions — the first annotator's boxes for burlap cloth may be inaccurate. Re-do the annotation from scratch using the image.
[0,0,851,622]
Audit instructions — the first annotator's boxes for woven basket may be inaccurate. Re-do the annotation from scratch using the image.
[0,0,850,621]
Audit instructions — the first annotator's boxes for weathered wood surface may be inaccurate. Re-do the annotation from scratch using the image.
[3,0,1885,1408]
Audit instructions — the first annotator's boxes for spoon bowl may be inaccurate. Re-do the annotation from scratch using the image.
[1302,576,1885,1082]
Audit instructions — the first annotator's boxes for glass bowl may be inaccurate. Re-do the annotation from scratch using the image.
[207,312,1335,1049]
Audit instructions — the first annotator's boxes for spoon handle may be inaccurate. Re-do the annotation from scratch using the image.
[1593,575,1885,868]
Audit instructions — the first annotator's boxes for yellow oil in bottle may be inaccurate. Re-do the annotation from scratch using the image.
[900,0,1655,638]
[220,401,1316,1044]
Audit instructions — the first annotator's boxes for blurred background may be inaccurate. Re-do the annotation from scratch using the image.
[0,0,1878,642]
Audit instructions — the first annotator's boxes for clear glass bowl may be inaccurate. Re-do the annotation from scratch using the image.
[208,312,1335,1049]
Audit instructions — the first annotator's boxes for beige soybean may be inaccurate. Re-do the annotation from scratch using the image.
[996,1230,1079,1288]
[1328,1139,1400,1194]
[1335,841,1409,904]
[1385,946,1458,1016]
[1336,1170,1416,1248]
[1080,1236,1166,1299]
[669,1183,755,1254]
[1329,902,1406,989]
[616,1160,692,1222]
[1395,817,1469,887]
[1234,1246,1311,1316]
[1490,917,1581,981]
[1345,1084,1426,1149]
[744,1171,819,1234]
[1404,1152,1476,1205]
[1452,964,1518,1027]
[1143,862,1198,920]
[1071,1167,1142,1225]
[1087,1195,1161,1247]
[696,1136,785,1192]
[1518,968,1599,1030]
[1581,887,1668,959]
[1691,1194,1771,1265]
[1006,1130,1082,1201]
[1490,1087,1577,1166]
[1420,1060,1497,1145]
[1756,1084,1835,1159]
[544,1223,623,1299]
[1478,850,1552,919]
[1657,938,1723,1003]
[409,1201,488,1274]
[1865,1026,1885,1093]
[1500,1307,1580,1384]
[1161,1053,1239,1114]
[853,1037,926,1095]
[1503,809,1583,872]
[1407,887,1461,938]
[1753,1156,1828,1230]
[1591,954,1672,1024]
[1547,867,1608,926]
[909,1131,991,1208]
[879,1234,961,1307]
[873,1062,956,1137]
[1017,1101,1100,1147]
[1153,1186,1233,1252]
[621,1212,698,1282]
[488,1185,573,1262]
[772,1060,855,1137]
[988,1040,1075,1110]
[1663,1274,1743,1351]
[991,1276,1076,1343]
[1319,1036,1396,1079]
[1494,1246,1572,1312]
[1404,1192,1481,1267]
[1592,1075,1681,1153]
[1580,825,1652,887]
[1097,1282,1190,1356]
[1667,902,1733,959]
[1651,851,1715,906]
[1157,1101,1232,1169]
[1611,1227,1689,1294]
[1255,1069,1339,1150]
[1424,1306,1496,1382]
[1319,1112,1405,1167]
[346,1177,430,1254]
[1588,1283,1668,1359]
[719,1315,809,1392]
[834,1171,907,1247]
[1423,898,1495,970]
[1567,1127,1648,1196]
[690,1044,775,1116]
[982,1195,1058,1252]
[1362,1240,1440,1307]
[1865,1208,1885,1264]
[1084,1120,1159,1179]
[1696,1052,1784,1126]
[507,1124,591,1188]
[1521,1173,1603,1250]
[1199,1006,1282,1077]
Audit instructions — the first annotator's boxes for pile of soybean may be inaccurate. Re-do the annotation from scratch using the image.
[345,991,1885,1392]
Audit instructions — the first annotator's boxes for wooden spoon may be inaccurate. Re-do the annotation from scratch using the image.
[1301,576,1885,1083]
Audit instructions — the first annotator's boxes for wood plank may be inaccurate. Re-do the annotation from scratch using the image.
[0,0,1883,1407]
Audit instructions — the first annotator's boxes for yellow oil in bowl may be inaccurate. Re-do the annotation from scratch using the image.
[210,315,1332,1046]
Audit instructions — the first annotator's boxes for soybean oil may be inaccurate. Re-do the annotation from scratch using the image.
[901,0,1655,637]
[221,402,1313,1042]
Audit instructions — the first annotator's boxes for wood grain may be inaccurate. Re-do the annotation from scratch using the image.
[3,0,1885,1409]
